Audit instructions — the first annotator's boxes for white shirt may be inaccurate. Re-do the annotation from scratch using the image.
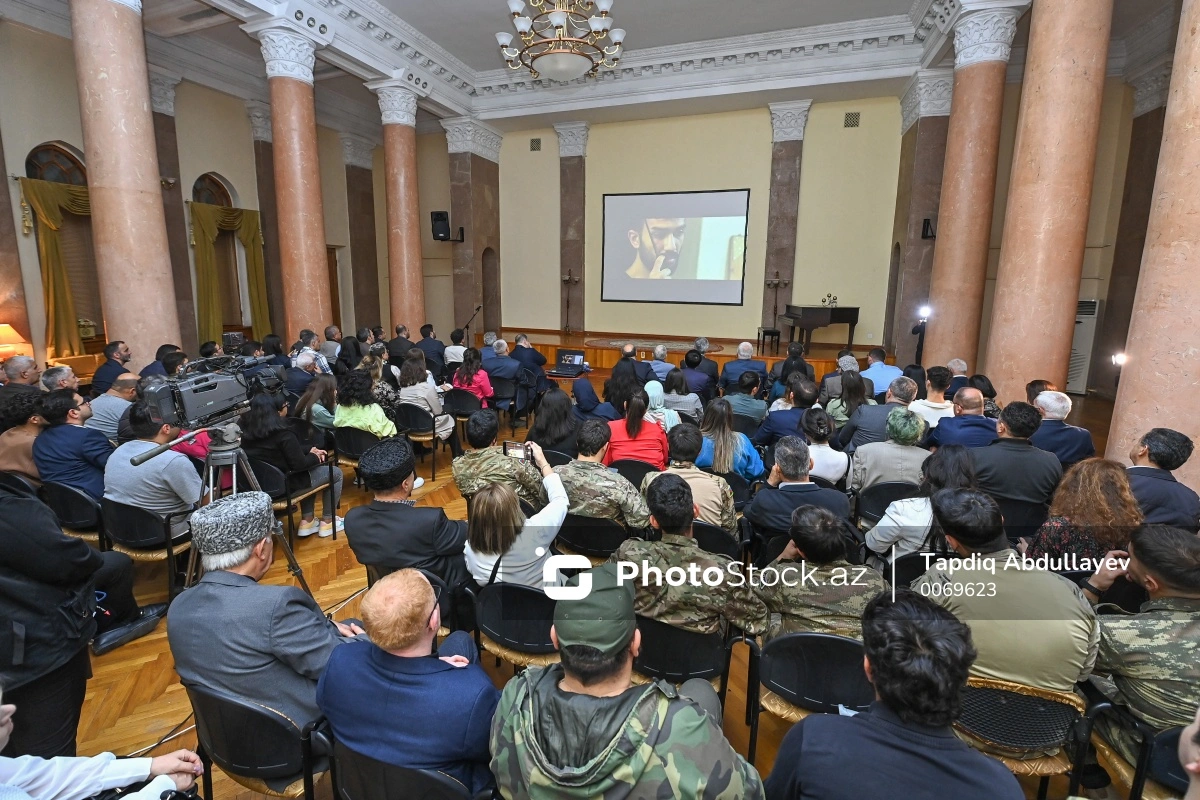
[465,473,569,589]
[0,753,177,800]
[808,443,850,484]
[444,345,466,365]
[908,399,954,428]
[866,496,934,559]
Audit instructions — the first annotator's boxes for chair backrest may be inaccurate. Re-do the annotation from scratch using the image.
[474,582,557,654]
[703,467,751,507]
[759,633,875,714]
[39,481,101,529]
[247,458,289,500]
[809,475,837,490]
[100,497,170,549]
[184,682,307,782]
[955,677,1083,754]
[890,551,935,588]
[333,427,382,460]
[423,352,446,383]
[543,449,573,467]
[395,403,435,434]
[490,377,517,402]
[692,520,741,560]
[0,471,37,497]
[678,412,699,427]
[333,740,471,800]
[1149,727,1189,792]
[855,482,920,526]
[418,569,455,630]
[993,497,1050,542]
[443,388,482,418]
[555,514,630,557]
[633,615,727,683]
[610,459,658,489]
[731,414,760,437]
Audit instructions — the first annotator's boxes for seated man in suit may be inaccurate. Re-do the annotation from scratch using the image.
[318,570,500,796]
[1030,391,1095,467]
[678,337,720,384]
[32,389,113,500]
[344,438,471,589]
[387,324,413,362]
[817,353,874,407]
[679,349,714,402]
[648,344,674,382]
[1126,428,1200,531]
[510,333,551,394]
[479,331,498,363]
[946,357,971,397]
[926,387,997,450]
[483,339,535,412]
[554,420,650,531]
[754,375,817,449]
[838,376,916,454]
[746,436,851,537]
[168,493,363,727]
[611,344,655,386]
[452,410,546,510]
[718,342,767,394]
[970,401,1062,508]
[725,371,768,423]
[414,324,446,364]
[284,352,319,397]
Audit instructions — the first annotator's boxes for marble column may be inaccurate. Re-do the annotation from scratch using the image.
[246,99,287,337]
[69,0,181,371]
[554,122,587,332]
[148,66,198,355]
[887,72,951,362]
[340,133,381,330]
[442,117,502,332]
[369,83,425,331]
[923,6,1023,370]
[0,127,29,344]
[1107,0,1200,490]
[763,102,810,331]
[982,0,1114,400]
[252,26,331,341]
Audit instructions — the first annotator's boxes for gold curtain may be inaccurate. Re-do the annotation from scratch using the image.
[18,178,89,358]
[189,202,270,344]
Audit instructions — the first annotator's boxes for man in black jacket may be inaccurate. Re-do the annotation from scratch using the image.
[746,436,850,537]
[387,324,413,362]
[0,488,166,757]
[969,401,1062,507]
[611,344,655,386]
[678,337,720,383]
[837,376,916,454]
[1127,428,1200,531]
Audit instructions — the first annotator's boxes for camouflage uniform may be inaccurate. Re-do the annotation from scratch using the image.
[452,447,547,510]
[640,463,738,540]
[554,459,651,530]
[490,663,764,800]
[610,534,768,636]
[1092,596,1200,764]
[755,557,890,642]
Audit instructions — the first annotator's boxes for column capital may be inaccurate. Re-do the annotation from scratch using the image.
[553,122,589,157]
[1132,65,1172,117]
[251,26,320,85]
[900,68,954,134]
[340,133,377,170]
[104,0,142,13]
[147,65,181,117]
[366,80,421,127]
[768,100,813,143]
[441,117,503,164]
[953,6,1024,68]
[245,99,273,143]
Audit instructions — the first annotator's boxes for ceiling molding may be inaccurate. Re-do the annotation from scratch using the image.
[900,68,953,134]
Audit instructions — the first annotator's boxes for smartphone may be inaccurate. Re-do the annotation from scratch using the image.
[502,441,529,459]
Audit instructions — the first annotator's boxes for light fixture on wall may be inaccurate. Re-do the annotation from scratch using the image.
[0,323,29,359]
[496,0,625,82]
[764,271,791,324]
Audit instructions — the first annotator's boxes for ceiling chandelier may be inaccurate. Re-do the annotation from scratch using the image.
[495,0,626,83]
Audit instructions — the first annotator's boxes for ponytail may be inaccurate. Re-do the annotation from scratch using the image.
[624,391,649,438]
[801,408,835,444]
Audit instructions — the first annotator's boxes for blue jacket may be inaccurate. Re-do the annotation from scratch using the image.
[483,355,534,411]
[33,423,114,499]
[317,641,500,794]
[1029,418,1095,467]
[718,359,768,393]
[90,358,126,395]
[926,415,997,449]
[1126,466,1200,532]
[511,346,551,392]
[681,367,713,400]
[697,432,764,482]
[753,408,807,448]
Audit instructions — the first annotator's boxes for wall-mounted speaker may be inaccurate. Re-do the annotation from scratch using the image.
[431,211,464,242]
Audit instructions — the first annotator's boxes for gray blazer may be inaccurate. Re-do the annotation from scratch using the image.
[817,373,875,407]
[838,401,903,453]
[167,570,349,726]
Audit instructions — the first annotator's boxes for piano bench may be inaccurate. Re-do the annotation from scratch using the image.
[757,327,781,356]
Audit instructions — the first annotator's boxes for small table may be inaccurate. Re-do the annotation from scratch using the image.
[757,327,781,355]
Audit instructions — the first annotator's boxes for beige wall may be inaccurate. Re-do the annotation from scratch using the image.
[317,125,353,330]
[499,128,560,331]
[794,97,903,345]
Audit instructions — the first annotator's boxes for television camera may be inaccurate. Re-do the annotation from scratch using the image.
[143,354,282,429]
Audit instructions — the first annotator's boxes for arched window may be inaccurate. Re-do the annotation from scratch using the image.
[25,142,86,185]
[192,173,233,207]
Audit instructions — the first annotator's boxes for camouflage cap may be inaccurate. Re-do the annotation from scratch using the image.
[553,562,636,655]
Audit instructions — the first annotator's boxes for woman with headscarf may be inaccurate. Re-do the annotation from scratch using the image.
[643,380,680,433]
[571,377,620,422]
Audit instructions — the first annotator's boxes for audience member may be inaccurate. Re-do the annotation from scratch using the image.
[726,370,768,423]
[479,330,497,363]
[946,358,970,396]
[358,352,404,422]
[718,341,768,393]
[643,380,680,433]
[489,562,763,799]
[648,344,674,381]
[611,343,655,385]
[902,364,927,401]
[912,489,1098,693]
[388,324,413,362]
[1024,378,1057,406]
[612,474,768,637]
[452,410,546,509]
[800,408,850,484]
[294,330,332,374]
[104,403,200,539]
[0,356,42,433]
[320,325,342,362]
[139,343,180,378]
[262,334,289,367]
[293,373,338,432]
[161,350,188,377]
[510,333,550,392]
[84,372,137,440]
[168,493,362,728]
[640,423,738,539]
[682,336,721,383]
[444,328,466,365]
[484,339,534,412]
[317,569,499,795]
[90,341,131,394]
[397,356,462,457]
[333,369,397,439]
[525,386,579,457]
[1126,428,1200,530]
[838,376,916,453]
[754,374,816,448]
[661,368,704,421]
[817,351,875,407]
[758,506,889,642]
[680,348,715,400]
[570,377,620,422]
[859,347,903,391]
[926,387,997,449]
[285,351,319,396]
[1023,459,1142,562]
[0,391,44,486]
[1176,704,1200,799]
[241,392,343,537]
[464,441,567,588]
[908,365,954,428]
[767,341,813,403]
[451,347,495,405]
[849,407,928,491]
[32,390,113,499]
[970,401,1062,507]
[603,390,669,470]
[40,365,77,392]
[764,590,1024,800]
[969,373,1002,418]
[696,397,764,481]
[1030,390,1096,467]
[414,323,446,364]
[747,436,851,535]
[198,340,220,361]
[335,330,369,373]
[554,420,650,530]
[868,445,974,559]
[824,367,876,428]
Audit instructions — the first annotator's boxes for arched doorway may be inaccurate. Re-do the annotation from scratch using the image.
[882,242,902,351]
[482,247,501,332]
[192,172,250,336]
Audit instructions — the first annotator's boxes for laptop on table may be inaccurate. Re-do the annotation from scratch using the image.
[551,348,586,377]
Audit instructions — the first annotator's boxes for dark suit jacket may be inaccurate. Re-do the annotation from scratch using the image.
[284,367,314,397]
[970,438,1062,505]
[680,355,720,383]
[1126,466,1200,531]
[947,375,970,397]
[32,423,113,499]
[612,357,655,386]
[90,358,126,395]
[511,346,550,392]
[1029,419,1095,467]
[719,359,768,393]
[415,337,446,363]
[817,373,874,407]
[838,402,902,453]
[483,356,534,410]
[387,336,412,363]
[681,368,714,401]
[343,500,471,588]
[753,408,806,448]
[926,415,997,449]
[746,482,851,536]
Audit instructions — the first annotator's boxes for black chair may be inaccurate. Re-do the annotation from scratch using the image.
[332,739,486,800]
[809,475,837,490]
[287,417,331,452]
[0,470,37,497]
[610,458,658,490]
[994,497,1050,544]
[423,351,447,384]
[518,498,537,517]
[692,520,742,560]
[701,467,756,512]
[745,632,875,763]
[100,498,192,598]
[468,582,559,670]
[542,449,573,467]
[442,388,482,444]
[731,414,760,437]
[394,404,444,480]
[889,551,937,588]
[677,412,699,427]
[555,513,631,561]
[248,458,333,546]
[333,427,383,486]
[39,480,106,550]
[488,377,518,433]
[853,481,919,529]
[632,615,731,702]
[1071,702,1189,800]
[185,682,328,800]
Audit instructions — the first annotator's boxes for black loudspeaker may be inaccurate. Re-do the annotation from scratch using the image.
[431,211,451,241]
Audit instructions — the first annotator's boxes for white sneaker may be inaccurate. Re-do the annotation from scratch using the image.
[297,519,321,538]
[318,517,344,538]
[413,477,425,489]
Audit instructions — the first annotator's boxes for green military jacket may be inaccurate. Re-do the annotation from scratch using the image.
[755,557,890,642]
[452,446,547,510]
[554,459,651,530]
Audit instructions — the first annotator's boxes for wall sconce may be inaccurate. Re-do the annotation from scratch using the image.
[764,270,791,321]
[1111,352,1127,367]
[160,177,177,189]
[922,218,937,239]
[0,323,29,359]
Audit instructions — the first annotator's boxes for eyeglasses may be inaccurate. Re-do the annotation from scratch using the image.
[74,399,91,410]
[427,583,443,627]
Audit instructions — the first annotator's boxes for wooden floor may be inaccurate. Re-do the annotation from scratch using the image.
[78,395,1117,800]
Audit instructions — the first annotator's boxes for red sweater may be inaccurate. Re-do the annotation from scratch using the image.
[603,418,669,470]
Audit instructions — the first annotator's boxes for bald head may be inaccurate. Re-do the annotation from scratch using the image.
[953,387,984,416]
[360,569,438,653]
[109,373,140,401]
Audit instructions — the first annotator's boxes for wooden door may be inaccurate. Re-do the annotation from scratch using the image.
[326,246,341,328]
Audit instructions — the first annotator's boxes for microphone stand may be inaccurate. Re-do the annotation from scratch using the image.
[461,304,483,346]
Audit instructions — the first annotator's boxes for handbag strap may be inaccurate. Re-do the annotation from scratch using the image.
[487,553,504,586]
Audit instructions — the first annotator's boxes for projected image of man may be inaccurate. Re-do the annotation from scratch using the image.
[625,217,686,280]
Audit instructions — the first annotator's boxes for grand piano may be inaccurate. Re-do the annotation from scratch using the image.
[778,305,859,353]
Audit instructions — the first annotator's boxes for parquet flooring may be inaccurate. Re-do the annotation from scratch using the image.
[77,397,1116,800]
